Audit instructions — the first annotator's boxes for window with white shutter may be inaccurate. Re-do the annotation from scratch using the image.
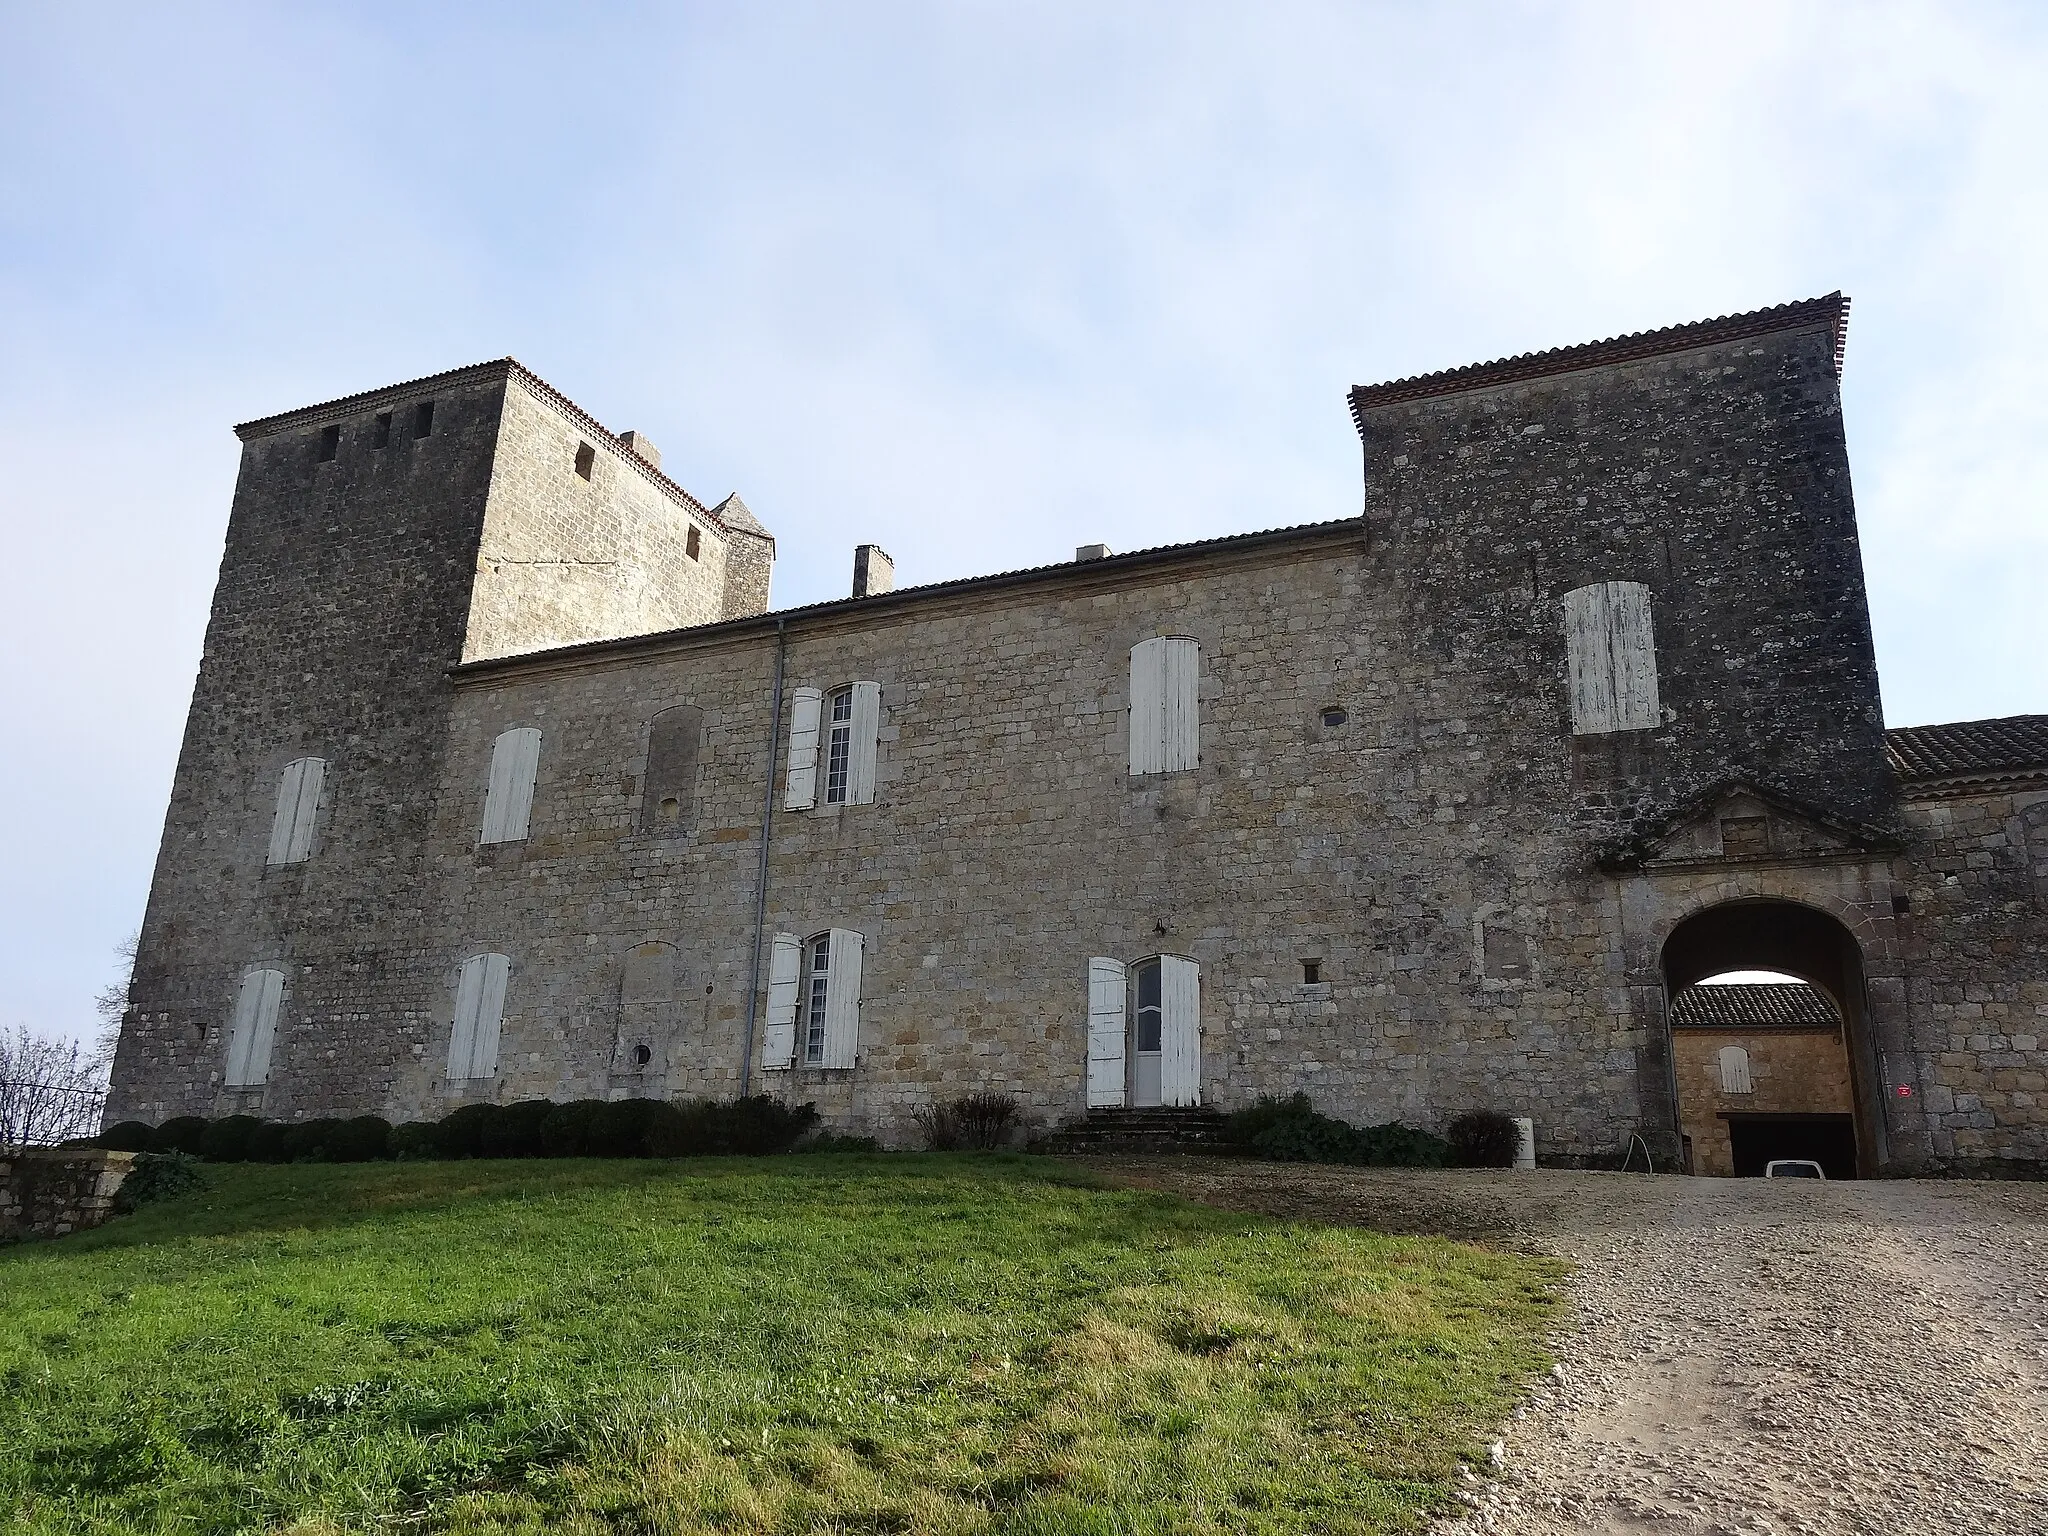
[845,681,881,805]
[480,728,541,843]
[1157,955,1202,1106]
[784,688,822,810]
[1563,582,1660,735]
[266,757,326,865]
[1718,1044,1754,1095]
[448,952,510,1079]
[762,932,802,1069]
[1129,637,1199,774]
[821,927,863,1067]
[224,966,286,1087]
[824,687,854,804]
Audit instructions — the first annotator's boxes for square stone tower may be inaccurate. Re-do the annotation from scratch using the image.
[109,361,772,1122]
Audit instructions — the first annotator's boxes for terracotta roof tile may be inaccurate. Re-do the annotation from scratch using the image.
[1669,983,1839,1031]
[1886,715,2048,789]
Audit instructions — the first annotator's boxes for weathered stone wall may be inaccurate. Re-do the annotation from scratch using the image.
[464,379,730,663]
[0,1149,134,1241]
[1671,1029,1855,1176]
[109,368,511,1125]
[1897,783,2048,1172]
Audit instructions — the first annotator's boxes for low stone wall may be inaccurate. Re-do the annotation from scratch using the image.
[0,1147,135,1241]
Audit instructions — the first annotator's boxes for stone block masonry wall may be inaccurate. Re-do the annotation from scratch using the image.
[463,378,731,663]
[1898,783,2048,1172]
[1,1149,134,1241]
[1670,1029,1855,1176]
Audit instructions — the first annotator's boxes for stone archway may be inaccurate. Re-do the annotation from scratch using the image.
[1660,899,1882,1177]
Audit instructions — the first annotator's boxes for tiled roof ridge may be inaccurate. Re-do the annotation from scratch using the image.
[1886,714,2048,785]
[1348,292,1849,419]
[231,357,722,530]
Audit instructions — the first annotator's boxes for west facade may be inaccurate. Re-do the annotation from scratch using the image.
[108,299,2048,1174]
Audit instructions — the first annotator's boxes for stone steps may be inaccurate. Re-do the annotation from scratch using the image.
[1030,1107,1231,1155]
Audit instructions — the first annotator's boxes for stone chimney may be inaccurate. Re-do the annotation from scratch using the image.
[1075,543,1111,561]
[617,431,660,470]
[853,544,895,598]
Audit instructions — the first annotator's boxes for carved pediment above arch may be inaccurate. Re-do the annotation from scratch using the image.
[1597,781,1903,874]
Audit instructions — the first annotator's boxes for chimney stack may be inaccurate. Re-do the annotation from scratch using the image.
[1075,543,1111,561]
[617,431,660,470]
[852,544,895,598]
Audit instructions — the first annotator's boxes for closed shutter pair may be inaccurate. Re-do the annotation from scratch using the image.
[224,967,286,1086]
[481,728,542,843]
[266,758,326,865]
[1087,955,1201,1106]
[1564,582,1660,735]
[761,929,863,1069]
[784,683,881,809]
[1129,637,1199,774]
[448,953,510,1080]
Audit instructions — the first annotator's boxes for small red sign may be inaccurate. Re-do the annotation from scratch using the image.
[1895,1084,1913,1097]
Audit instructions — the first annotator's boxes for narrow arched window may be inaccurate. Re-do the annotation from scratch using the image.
[1563,582,1659,734]
[266,757,326,865]
[224,966,286,1086]
[480,728,541,843]
[639,706,703,834]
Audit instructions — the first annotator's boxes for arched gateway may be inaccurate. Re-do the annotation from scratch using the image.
[1658,900,1884,1177]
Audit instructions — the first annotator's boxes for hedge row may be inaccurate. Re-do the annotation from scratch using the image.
[1221,1095,1520,1168]
[93,1095,837,1164]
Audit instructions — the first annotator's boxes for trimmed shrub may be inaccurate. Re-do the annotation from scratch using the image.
[643,1096,818,1158]
[246,1121,294,1163]
[327,1115,391,1163]
[146,1116,210,1156]
[1447,1111,1521,1169]
[1223,1094,1451,1169]
[586,1098,661,1158]
[797,1132,882,1154]
[99,1121,153,1154]
[198,1115,264,1163]
[389,1121,439,1161]
[434,1103,504,1160]
[113,1152,205,1213]
[479,1100,555,1159]
[282,1118,343,1163]
[915,1092,1019,1151]
[539,1099,607,1158]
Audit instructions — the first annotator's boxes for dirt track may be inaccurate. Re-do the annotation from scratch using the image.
[1097,1158,2048,1536]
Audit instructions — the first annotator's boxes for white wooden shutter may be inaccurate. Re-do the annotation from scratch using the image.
[448,956,483,1078]
[1160,639,1199,771]
[784,688,822,809]
[481,728,541,842]
[1718,1045,1753,1095]
[847,680,882,805]
[472,953,509,1078]
[1607,582,1660,730]
[267,758,325,865]
[821,927,863,1068]
[1128,639,1165,774]
[1564,584,1616,734]
[1565,583,1659,735]
[762,932,802,1069]
[225,967,284,1086]
[1086,957,1128,1108]
[1158,954,1202,1106]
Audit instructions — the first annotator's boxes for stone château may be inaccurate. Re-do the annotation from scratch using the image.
[108,295,2048,1174]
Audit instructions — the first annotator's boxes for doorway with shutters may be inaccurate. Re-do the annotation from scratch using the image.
[1086,954,1200,1108]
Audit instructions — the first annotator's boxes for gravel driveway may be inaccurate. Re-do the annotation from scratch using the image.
[1097,1158,2048,1536]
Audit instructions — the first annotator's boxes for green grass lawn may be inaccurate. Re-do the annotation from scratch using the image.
[0,1156,1561,1535]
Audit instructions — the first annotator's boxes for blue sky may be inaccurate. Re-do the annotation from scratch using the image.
[3,1,2044,1043]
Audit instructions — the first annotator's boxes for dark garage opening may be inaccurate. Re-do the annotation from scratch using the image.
[1726,1114,1858,1180]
